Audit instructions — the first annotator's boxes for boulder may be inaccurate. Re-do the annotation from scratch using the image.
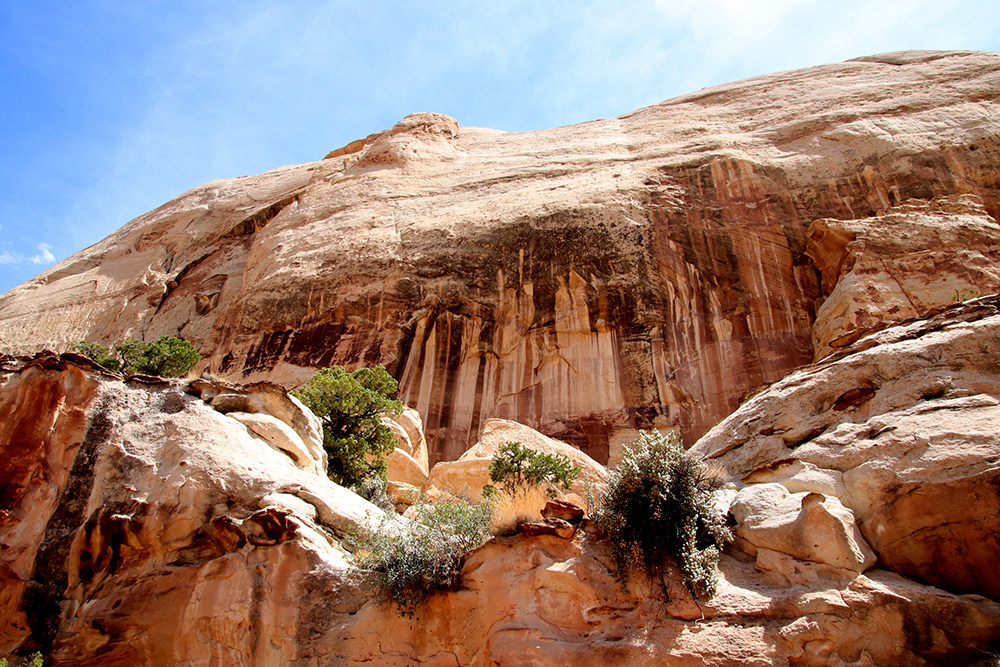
[694,298,1000,599]
[520,517,576,539]
[730,483,876,573]
[385,447,428,487]
[426,418,607,502]
[541,498,586,522]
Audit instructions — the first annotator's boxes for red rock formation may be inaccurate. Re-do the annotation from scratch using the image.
[1,337,999,665]
[1,52,999,466]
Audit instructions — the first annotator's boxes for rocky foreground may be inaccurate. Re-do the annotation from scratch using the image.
[2,296,1000,666]
[1,50,1000,665]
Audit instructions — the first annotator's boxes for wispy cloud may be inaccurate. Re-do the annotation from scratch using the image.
[0,243,56,266]
[31,243,55,264]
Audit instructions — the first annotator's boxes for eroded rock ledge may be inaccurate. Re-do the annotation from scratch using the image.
[2,321,1000,665]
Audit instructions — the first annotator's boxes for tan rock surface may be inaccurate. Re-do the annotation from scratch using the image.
[2,52,999,464]
[0,354,388,662]
[2,350,1000,665]
[730,483,876,573]
[807,194,1000,359]
[693,296,1000,601]
[426,418,607,502]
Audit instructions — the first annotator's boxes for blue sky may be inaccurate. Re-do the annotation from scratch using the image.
[2,0,998,295]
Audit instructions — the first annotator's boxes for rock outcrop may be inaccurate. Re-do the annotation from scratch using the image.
[2,51,999,465]
[0,354,383,663]
[426,418,608,503]
[3,52,1000,664]
[692,296,1000,602]
[2,328,1000,665]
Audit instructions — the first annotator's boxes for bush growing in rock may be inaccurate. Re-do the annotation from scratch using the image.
[0,652,43,667]
[291,365,402,488]
[485,441,582,535]
[351,496,493,616]
[487,440,580,498]
[593,431,731,598]
[74,335,201,377]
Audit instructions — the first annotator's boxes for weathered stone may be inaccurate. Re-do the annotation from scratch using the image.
[520,517,576,539]
[2,53,1000,666]
[227,410,322,475]
[730,483,876,573]
[541,498,585,522]
[385,447,428,487]
[808,194,1000,360]
[426,418,607,502]
[694,297,1000,600]
[3,52,999,465]
[1,344,999,665]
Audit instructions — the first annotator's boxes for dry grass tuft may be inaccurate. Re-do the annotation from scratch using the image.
[489,486,550,536]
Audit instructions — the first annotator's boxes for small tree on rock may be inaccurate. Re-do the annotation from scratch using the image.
[74,336,201,377]
[488,441,580,498]
[292,365,402,488]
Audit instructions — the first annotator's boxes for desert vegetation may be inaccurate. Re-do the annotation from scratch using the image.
[74,335,201,376]
[0,653,43,667]
[352,432,732,616]
[349,494,493,617]
[291,365,402,488]
[592,431,731,597]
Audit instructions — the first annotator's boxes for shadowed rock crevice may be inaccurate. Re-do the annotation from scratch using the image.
[21,398,113,657]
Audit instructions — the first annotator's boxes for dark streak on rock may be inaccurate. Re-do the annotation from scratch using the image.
[21,395,114,657]
[224,194,300,240]
[248,563,265,665]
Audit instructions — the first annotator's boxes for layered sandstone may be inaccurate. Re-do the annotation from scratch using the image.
[693,295,1000,601]
[1,51,999,464]
[2,346,999,666]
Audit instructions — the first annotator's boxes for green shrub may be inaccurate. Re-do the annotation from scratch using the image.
[353,475,396,513]
[592,431,731,598]
[72,341,120,372]
[0,653,43,667]
[124,335,201,376]
[74,336,201,377]
[351,496,493,616]
[487,441,580,499]
[292,365,402,488]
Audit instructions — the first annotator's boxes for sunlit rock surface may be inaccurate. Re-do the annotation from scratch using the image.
[3,311,1000,666]
[2,51,999,465]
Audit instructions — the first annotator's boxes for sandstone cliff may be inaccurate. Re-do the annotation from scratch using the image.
[3,295,1000,666]
[2,51,999,465]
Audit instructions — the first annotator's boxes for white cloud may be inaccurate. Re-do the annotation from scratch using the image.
[30,243,55,265]
[0,243,56,266]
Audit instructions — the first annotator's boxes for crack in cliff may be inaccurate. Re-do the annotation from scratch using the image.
[147,251,214,320]
[222,193,300,240]
[21,393,115,658]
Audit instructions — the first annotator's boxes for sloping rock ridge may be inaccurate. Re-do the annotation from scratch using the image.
[1,51,999,465]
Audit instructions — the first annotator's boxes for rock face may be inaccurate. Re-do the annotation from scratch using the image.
[2,51,1000,465]
[3,317,1000,666]
[692,296,1000,602]
[425,417,608,503]
[807,194,1000,359]
[0,354,383,663]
